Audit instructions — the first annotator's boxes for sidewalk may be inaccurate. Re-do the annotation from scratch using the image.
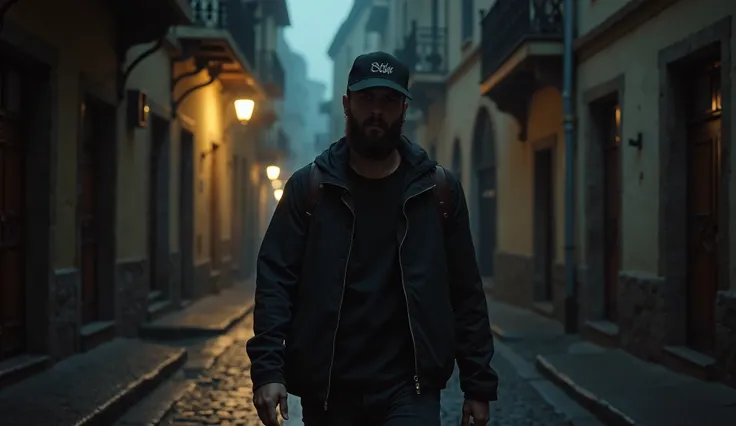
[139,280,255,340]
[486,296,736,426]
[0,339,186,426]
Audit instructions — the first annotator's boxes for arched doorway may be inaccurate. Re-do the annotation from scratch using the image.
[472,108,497,278]
[451,139,462,175]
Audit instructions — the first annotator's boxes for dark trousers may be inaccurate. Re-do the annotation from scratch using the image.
[301,381,441,426]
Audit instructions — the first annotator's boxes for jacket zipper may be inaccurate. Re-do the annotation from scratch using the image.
[324,189,354,411]
[398,184,437,395]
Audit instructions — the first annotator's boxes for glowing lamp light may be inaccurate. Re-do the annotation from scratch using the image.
[274,189,284,201]
[234,99,255,123]
[266,165,280,181]
[271,179,283,190]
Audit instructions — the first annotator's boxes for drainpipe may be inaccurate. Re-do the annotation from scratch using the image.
[562,0,578,333]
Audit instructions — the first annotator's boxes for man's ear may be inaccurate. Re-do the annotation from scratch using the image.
[342,94,350,116]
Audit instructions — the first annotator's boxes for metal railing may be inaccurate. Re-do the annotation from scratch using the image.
[395,20,448,75]
[190,0,257,66]
[480,0,563,80]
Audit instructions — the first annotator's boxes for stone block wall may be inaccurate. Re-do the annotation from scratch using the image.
[715,291,736,387]
[493,251,533,307]
[617,272,668,362]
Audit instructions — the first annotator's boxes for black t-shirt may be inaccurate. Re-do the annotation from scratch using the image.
[331,161,414,390]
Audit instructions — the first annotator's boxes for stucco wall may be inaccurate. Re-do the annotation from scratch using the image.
[577,0,636,37]
[119,45,174,260]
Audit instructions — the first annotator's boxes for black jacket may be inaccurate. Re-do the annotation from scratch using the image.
[246,137,498,404]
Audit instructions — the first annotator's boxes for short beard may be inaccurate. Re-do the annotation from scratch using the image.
[345,112,403,160]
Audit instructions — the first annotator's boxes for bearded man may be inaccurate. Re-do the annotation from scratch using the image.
[247,51,498,426]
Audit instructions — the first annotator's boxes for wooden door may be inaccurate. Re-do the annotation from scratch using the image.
[179,130,194,299]
[231,156,240,271]
[477,167,497,276]
[533,148,553,301]
[210,145,220,271]
[686,61,721,354]
[603,103,622,322]
[473,110,497,278]
[149,116,169,294]
[0,64,26,359]
[79,101,99,324]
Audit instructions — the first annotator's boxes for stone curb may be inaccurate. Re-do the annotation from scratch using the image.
[73,347,188,426]
[489,323,524,342]
[535,355,636,426]
[125,314,254,425]
[140,302,255,340]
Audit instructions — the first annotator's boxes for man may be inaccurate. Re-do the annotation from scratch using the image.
[247,51,498,426]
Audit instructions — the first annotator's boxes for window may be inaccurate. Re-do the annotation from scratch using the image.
[461,0,474,43]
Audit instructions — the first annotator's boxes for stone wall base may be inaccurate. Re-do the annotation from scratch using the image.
[50,268,80,359]
[716,290,736,387]
[493,251,533,308]
[617,271,668,362]
[115,258,148,337]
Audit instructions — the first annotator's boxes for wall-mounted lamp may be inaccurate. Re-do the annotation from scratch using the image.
[628,132,643,149]
[271,179,283,190]
[127,90,149,129]
[274,189,284,202]
[234,98,255,124]
[266,165,281,181]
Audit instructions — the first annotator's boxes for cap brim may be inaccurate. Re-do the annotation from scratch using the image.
[348,78,412,100]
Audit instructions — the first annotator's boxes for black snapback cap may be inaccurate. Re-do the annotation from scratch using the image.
[347,51,412,99]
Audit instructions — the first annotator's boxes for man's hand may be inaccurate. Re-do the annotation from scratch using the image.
[461,399,490,425]
[254,383,289,426]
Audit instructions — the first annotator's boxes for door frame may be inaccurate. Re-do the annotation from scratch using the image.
[582,75,625,323]
[0,37,55,357]
[658,18,731,347]
[148,112,172,299]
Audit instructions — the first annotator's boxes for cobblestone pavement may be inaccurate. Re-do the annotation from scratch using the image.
[441,358,570,426]
[156,328,570,426]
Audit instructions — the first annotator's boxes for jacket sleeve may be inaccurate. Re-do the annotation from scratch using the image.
[246,166,311,390]
[445,171,499,401]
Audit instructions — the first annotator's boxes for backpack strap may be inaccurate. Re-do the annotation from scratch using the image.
[306,162,324,221]
[433,165,452,223]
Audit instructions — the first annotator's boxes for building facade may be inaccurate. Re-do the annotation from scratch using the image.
[332,0,736,388]
[0,0,288,384]
[571,0,736,387]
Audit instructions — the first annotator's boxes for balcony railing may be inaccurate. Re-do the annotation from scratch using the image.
[395,20,448,75]
[481,0,563,80]
[257,50,286,96]
[190,0,257,65]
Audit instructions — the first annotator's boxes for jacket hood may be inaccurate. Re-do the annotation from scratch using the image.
[313,136,437,186]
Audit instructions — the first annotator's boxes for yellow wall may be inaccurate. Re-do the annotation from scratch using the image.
[119,45,175,260]
[173,61,233,265]
[6,0,117,269]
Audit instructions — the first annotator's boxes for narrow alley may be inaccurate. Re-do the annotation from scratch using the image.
[111,283,584,426]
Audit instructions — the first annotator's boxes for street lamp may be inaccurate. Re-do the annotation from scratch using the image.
[274,189,283,201]
[266,165,280,181]
[271,179,283,190]
[234,99,255,124]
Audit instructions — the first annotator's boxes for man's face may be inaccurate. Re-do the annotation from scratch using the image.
[342,87,408,160]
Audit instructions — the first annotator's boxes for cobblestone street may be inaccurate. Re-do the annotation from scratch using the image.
[138,315,576,426]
